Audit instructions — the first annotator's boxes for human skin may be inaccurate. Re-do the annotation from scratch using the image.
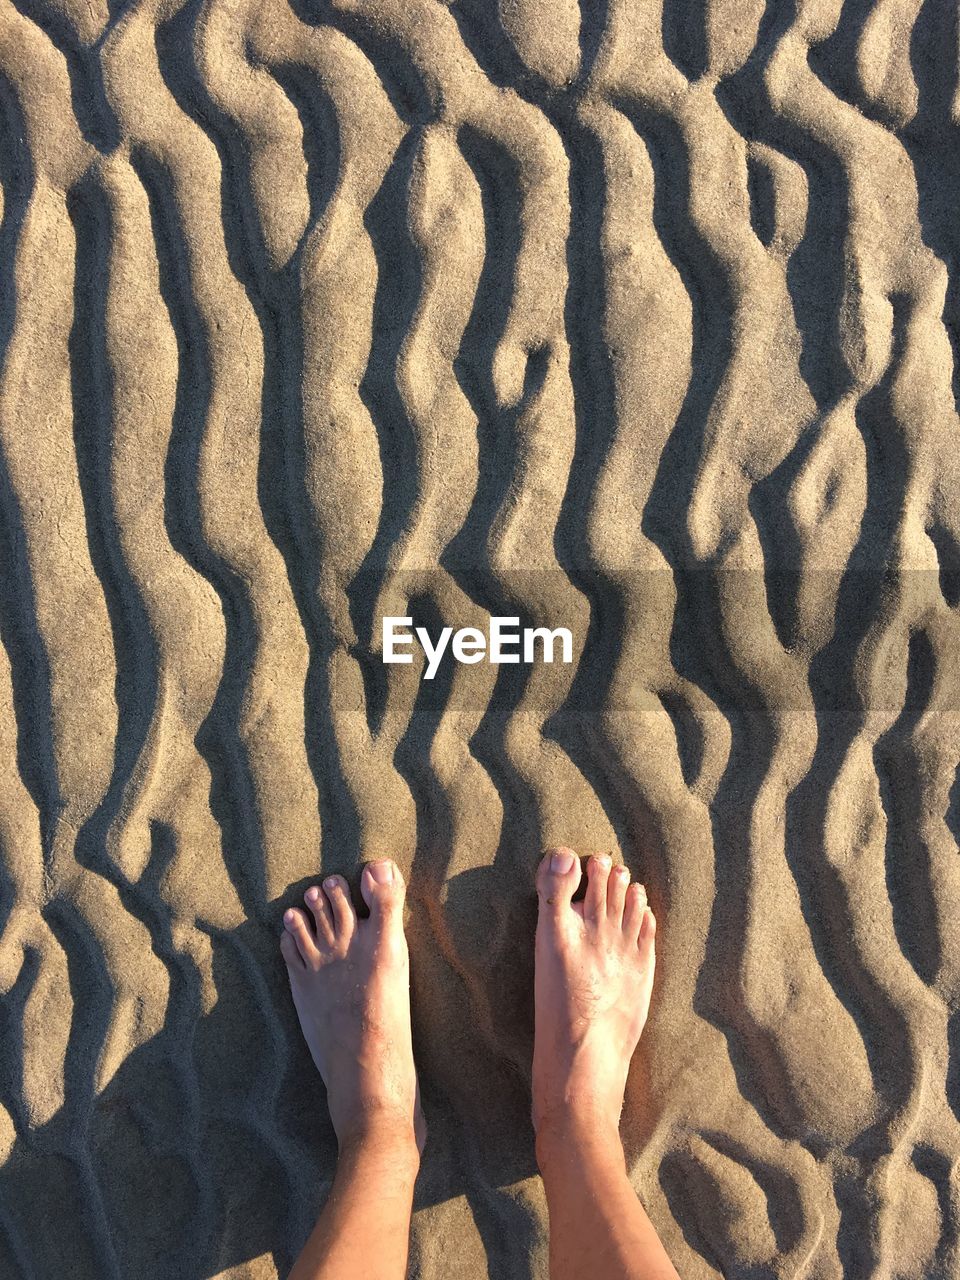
[280,861,423,1280]
[532,847,680,1280]
[279,850,679,1279]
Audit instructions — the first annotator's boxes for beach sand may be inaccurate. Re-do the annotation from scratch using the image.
[1,0,959,1276]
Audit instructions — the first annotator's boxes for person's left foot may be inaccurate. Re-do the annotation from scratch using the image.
[280,859,426,1155]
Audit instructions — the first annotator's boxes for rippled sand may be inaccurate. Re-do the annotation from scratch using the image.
[1,1,959,1276]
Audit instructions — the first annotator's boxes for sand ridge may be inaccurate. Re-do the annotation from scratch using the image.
[1,0,960,1276]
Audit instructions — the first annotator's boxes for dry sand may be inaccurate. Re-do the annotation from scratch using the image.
[1,0,960,1276]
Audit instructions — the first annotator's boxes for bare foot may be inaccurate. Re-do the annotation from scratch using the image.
[280,859,426,1155]
[532,848,656,1143]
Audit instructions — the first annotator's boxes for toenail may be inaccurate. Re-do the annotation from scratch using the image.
[595,854,611,868]
[550,850,575,874]
[615,865,629,877]
[305,886,320,902]
[284,909,296,926]
[367,860,394,884]
[324,876,339,890]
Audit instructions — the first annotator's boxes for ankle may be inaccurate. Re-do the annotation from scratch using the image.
[534,1107,625,1176]
[336,1113,421,1169]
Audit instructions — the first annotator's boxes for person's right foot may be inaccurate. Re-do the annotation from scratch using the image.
[532,848,657,1141]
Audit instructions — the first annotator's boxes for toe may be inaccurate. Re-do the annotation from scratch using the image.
[280,928,303,971]
[623,882,646,941]
[360,859,405,930]
[283,907,320,967]
[583,853,612,922]
[638,905,657,966]
[607,863,629,923]
[536,847,583,917]
[305,884,335,947]
[322,874,356,943]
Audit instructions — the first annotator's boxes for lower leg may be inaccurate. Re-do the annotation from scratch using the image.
[532,848,680,1280]
[280,860,425,1280]
[288,1120,418,1280]
[536,1117,678,1280]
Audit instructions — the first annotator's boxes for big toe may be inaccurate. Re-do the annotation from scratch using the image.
[536,847,582,918]
[360,859,405,932]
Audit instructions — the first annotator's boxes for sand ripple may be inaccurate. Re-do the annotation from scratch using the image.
[1,0,959,1276]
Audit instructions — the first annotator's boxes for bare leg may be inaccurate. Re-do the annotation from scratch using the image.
[533,848,680,1280]
[280,859,425,1280]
